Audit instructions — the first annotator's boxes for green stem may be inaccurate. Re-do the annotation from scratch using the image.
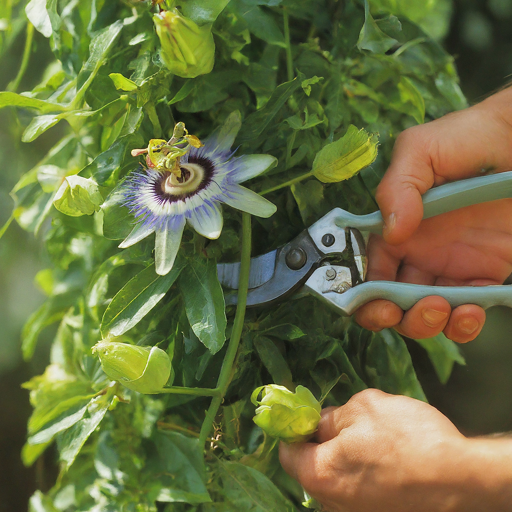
[259,169,315,196]
[145,101,163,138]
[160,386,220,397]
[8,22,34,93]
[283,9,294,83]
[198,213,252,448]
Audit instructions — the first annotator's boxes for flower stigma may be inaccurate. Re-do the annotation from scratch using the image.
[131,122,204,178]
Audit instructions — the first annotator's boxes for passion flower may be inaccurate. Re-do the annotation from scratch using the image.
[93,341,172,394]
[251,384,322,443]
[120,112,277,275]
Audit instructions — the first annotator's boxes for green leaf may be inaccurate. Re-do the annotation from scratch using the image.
[109,73,138,92]
[301,76,323,96]
[232,1,286,47]
[254,336,293,387]
[0,92,66,113]
[101,181,133,240]
[53,176,103,217]
[180,0,231,25]
[237,75,302,142]
[73,21,124,108]
[312,125,379,183]
[395,76,425,124]
[217,460,298,511]
[57,393,113,469]
[23,365,94,436]
[261,324,306,341]
[365,329,427,401]
[179,257,227,354]
[101,260,185,338]
[435,71,468,110]
[357,0,398,54]
[26,0,53,37]
[146,432,211,504]
[291,179,328,226]
[22,300,67,360]
[82,133,144,186]
[22,114,62,142]
[415,333,465,385]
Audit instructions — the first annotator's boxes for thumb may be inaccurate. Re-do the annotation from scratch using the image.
[375,129,435,245]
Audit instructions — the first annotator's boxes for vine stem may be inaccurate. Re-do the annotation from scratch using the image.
[8,22,34,93]
[283,8,294,82]
[259,169,315,196]
[198,213,252,448]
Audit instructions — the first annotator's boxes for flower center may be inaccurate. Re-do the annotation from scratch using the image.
[161,163,205,196]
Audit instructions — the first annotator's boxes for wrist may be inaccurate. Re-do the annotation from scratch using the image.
[474,87,512,140]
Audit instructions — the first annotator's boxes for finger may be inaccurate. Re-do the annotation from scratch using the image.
[355,299,403,331]
[356,237,404,331]
[443,304,486,343]
[396,264,436,285]
[375,127,436,245]
[365,235,401,282]
[315,389,390,443]
[395,296,451,339]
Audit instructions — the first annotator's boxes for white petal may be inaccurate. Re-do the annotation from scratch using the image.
[230,154,277,183]
[223,185,277,218]
[154,217,185,275]
[119,222,155,248]
[203,111,242,154]
[188,202,223,239]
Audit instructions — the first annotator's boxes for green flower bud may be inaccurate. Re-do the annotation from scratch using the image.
[251,385,322,443]
[154,9,215,79]
[93,341,171,394]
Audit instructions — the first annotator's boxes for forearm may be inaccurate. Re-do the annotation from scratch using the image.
[460,437,512,510]
[434,436,512,511]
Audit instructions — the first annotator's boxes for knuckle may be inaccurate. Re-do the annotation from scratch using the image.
[351,388,387,406]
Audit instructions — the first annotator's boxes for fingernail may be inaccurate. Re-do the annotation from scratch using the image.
[383,212,396,236]
[421,308,448,327]
[457,317,479,335]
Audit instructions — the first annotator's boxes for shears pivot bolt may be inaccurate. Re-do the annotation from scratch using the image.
[321,233,335,247]
[285,247,307,270]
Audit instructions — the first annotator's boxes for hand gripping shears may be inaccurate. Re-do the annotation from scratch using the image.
[217,171,512,315]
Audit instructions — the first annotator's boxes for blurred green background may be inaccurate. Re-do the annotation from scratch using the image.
[2,0,512,510]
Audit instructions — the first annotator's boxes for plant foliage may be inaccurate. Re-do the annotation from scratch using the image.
[1,0,466,509]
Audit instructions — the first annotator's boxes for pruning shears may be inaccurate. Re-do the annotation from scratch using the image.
[217,171,512,315]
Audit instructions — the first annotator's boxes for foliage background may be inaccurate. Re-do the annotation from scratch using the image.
[1,0,512,510]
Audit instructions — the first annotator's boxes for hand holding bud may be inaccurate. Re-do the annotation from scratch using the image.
[154,9,215,78]
[93,341,171,394]
[251,385,321,443]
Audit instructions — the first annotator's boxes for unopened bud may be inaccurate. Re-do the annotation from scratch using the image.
[154,9,215,78]
[93,341,171,394]
[251,385,321,443]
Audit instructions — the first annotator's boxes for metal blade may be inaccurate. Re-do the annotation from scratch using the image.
[217,249,277,290]
[220,230,324,307]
